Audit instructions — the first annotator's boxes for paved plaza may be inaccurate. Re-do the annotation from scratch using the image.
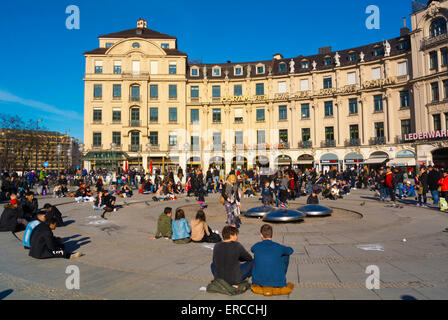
[1,189,448,300]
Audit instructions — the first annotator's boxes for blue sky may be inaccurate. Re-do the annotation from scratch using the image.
[0,0,415,141]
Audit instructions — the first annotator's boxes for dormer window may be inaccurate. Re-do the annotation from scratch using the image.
[301,61,309,69]
[430,18,447,38]
[349,53,357,62]
[324,57,332,66]
[398,40,409,50]
[256,65,265,74]
[132,42,140,48]
[374,47,384,56]
[191,67,199,77]
[279,63,287,72]
[234,66,243,76]
[106,42,114,48]
[161,43,169,49]
[212,67,221,76]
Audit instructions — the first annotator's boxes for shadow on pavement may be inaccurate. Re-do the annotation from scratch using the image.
[0,289,13,300]
[63,220,75,227]
[64,237,91,251]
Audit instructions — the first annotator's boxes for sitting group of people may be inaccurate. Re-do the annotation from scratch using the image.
[0,192,81,260]
[151,207,221,244]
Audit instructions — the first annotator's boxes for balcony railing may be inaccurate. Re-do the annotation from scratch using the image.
[147,144,160,151]
[321,140,336,148]
[345,138,360,147]
[129,95,141,102]
[122,72,150,80]
[298,140,312,149]
[369,137,386,145]
[190,145,200,151]
[110,144,122,150]
[277,142,290,149]
[129,120,141,127]
[421,32,448,50]
[92,144,102,150]
[128,144,142,152]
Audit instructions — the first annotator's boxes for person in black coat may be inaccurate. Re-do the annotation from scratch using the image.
[20,191,39,221]
[0,200,28,232]
[428,166,442,205]
[43,203,64,227]
[29,217,81,259]
[101,191,116,219]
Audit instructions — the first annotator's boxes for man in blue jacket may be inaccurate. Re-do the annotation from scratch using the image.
[251,224,294,287]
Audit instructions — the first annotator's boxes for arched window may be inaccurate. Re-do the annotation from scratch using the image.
[130,85,140,102]
[132,42,140,48]
[430,18,447,38]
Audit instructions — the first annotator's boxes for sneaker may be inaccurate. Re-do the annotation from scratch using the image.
[70,252,82,259]
[416,203,421,207]
[113,208,117,212]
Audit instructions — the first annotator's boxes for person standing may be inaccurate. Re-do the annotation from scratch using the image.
[438,171,448,212]
[428,166,441,206]
[385,167,397,206]
[416,167,429,208]
[221,174,241,228]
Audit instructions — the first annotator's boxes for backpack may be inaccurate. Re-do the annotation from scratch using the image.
[206,278,250,296]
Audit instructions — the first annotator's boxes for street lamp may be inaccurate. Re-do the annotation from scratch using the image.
[65,130,70,171]
[35,119,42,171]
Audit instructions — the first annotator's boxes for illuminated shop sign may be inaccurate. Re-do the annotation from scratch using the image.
[404,130,448,141]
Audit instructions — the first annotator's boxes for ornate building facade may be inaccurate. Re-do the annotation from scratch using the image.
[83,1,448,173]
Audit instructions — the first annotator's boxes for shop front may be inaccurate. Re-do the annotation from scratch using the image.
[364,151,389,169]
[83,151,129,171]
[320,153,340,173]
[295,154,314,171]
[344,152,364,169]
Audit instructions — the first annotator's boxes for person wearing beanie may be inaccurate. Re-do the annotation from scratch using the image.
[0,196,28,232]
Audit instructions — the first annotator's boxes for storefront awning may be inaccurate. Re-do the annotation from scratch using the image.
[83,151,129,161]
[296,160,314,164]
[364,157,388,164]
[388,158,416,167]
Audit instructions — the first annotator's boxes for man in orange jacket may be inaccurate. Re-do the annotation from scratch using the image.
[439,171,448,213]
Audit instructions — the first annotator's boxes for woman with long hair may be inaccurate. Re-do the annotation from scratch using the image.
[221,174,242,228]
[191,210,221,243]
[171,208,191,244]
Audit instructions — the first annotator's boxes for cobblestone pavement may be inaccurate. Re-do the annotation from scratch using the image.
[1,189,448,300]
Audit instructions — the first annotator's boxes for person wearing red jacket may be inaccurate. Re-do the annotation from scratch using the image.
[384,167,396,205]
[439,171,448,200]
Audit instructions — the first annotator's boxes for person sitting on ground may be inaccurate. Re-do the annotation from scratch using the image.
[403,181,417,199]
[175,181,183,194]
[251,224,294,289]
[307,190,319,204]
[53,184,62,198]
[150,207,173,240]
[85,186,94,202]
[322,183,335,200]
[29,217,81,260]
[171,208,191,244]
[20,191,38,221]
[93,191,105,211]
[43,203,64,227]
[101,190,116,219]
[0,198,28,232]
[155,185,168,201]
[121,184,133,198]
[211,226,253,287]
[74,186,86,203]
[23,211,47,249]
[191,210,221,243]
[331,184,343,199]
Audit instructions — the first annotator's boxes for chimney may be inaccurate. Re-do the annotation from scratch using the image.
[273,53,283,60]
[400,16,410,35]
[318,46,331,55]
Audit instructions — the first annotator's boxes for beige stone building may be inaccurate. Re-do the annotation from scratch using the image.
[83,1,448,174]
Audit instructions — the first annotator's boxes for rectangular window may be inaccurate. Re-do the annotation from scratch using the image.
[112,132,121,146]
[256,83,264,95]
[234,108,243,123]
[212,85,221,98]
[323,77,332,89]
[256,108,265,121]
[349,98,358,114]
[279,105,287,120]
[113,61,122,74]
[444,79,448,99]
[301,61,309,69]
[324,101,333,117]
[131,86,140,101]
[169,134,177,146]
[212,109,221,123]
[349,125,359,139]
[169,108,177,122]
[300,79,309,91]
[374,48,384,56]
[93,84,102,99]
[169,62,177,75]
[372,67,381,80]
[161,43,169,49]
[431,82,440,102]
[234,67,242,75]
[257,66,264,74]
[132,61,140,76]
[325,58,332,66]
[191,109,199,123]
[213,68,221,76]
[400,91,410,108]
[301,103,310,119]
[433,114,441,130]
[150,61,158,75]
[112,109,121,122]
[375,122,384,137]
[149,132,158,146]
[93,132,101,147]
[235,131,243,145]
[93,109,102,122]
[401,119,411,137]
[278,81,287,94]
[325,127,334,141]
[150,85,158,99]
[169,84,177,99]
[94,61,103,74]
[190,86,199,98]
[113,84,121,98]
[191,136,200,150]
[106,43,114,48]
[279,63,287,72]
[131,132,140,149]
[374,95,383,112]
[279,129,288,143]
[398,61,408,76]
[213,132,222,149]
[149,108,158,122]
[430,51,438,70]
[442,48,448,67]
[347,72,356,85]
[302,128,310,141]
[234,85,242,96]
[349,53,357,62]
[191,68,198,76]
[257,130,265,144]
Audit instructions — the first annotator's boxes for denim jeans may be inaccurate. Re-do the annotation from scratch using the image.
[379,188,387,201]
[394,183,403,198]
[418,193,427,205]
[431,190,439,205]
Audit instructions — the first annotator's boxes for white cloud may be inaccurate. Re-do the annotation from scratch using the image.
[0,89,82,120]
